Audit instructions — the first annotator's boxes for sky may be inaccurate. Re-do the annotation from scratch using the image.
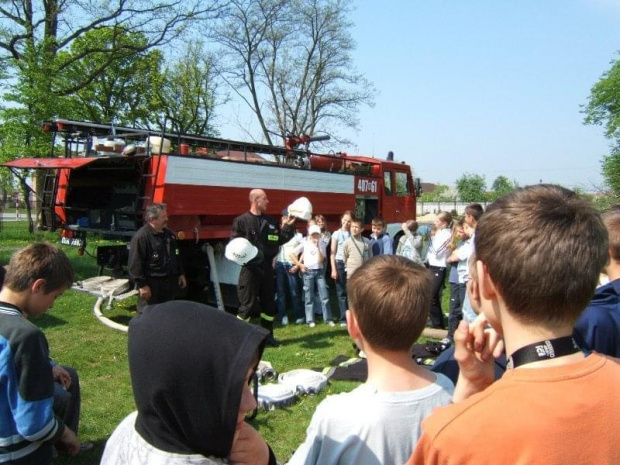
[219,1,620,191]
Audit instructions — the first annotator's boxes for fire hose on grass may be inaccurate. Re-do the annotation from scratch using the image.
[93,295,129,333]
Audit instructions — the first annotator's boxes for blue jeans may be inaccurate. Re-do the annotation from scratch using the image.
[303,268,333,323]
[335,260,348,322]
[447,282,466,339]
[275,261,304,320]
[313,267,328,316]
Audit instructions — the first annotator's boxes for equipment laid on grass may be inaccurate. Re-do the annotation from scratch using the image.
[278,369,329,396]
[253,367,329,411]
[257,383,297,411]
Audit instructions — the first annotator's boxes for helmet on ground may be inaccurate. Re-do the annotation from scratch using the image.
[287,197,313,221]
[225,238,258,266]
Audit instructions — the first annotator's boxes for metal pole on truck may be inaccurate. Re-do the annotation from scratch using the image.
[205,244,226,312]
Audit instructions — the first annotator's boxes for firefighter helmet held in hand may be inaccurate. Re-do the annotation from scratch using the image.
[287,197,313,221]
[225,238,258,266]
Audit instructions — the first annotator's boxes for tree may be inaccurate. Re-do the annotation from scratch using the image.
[456,173,487,203]
[489,175,516,200]
[602,151,620,196]
[419,184,453,203]
[0,0,222,126]
[60,27,163,126]
[584,55,620,147]
[150,41,223,136]
[584,54,620,196]
[212,0,374,145]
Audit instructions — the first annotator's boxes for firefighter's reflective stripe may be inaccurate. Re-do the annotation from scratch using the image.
[261,312,275,322]
[267,234,279,241]
[237,315,251,322]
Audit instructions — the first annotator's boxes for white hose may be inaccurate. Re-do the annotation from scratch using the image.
[93,296,129,333]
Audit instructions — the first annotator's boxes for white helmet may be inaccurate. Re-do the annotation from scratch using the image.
[287,197,313,221]
[225,238,258,266]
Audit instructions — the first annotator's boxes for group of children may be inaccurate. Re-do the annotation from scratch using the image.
[277,210,414,328]
[4,183,620,464]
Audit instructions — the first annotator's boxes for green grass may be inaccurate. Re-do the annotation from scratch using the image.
[1,221,448,464]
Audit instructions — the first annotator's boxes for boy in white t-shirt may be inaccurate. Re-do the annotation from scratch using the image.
[287,255,453,464]
[290,225,334,327]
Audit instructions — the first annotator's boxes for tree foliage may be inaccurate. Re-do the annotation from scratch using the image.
[602,151,620,196]
[456,173,487,202]
[150,41,223,136]
[488,175,516,200]
[419,184,454,203]
[584,55,620,146]
[584,53,620,196]
[60,28,163,126]
[0,0,222,134]
[212,0,374,145]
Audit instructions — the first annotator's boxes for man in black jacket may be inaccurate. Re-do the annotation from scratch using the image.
[129,203,186,313]
[232,189,296,346]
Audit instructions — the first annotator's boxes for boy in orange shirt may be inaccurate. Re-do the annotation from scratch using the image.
[409,185,620,464]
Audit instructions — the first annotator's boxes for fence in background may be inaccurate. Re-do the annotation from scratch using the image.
[417,201,489,217]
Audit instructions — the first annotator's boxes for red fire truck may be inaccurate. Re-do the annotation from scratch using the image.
[4,119,420,304]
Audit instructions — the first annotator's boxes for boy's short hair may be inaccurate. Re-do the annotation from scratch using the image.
[464,203,483,222]
[4,242,74,293]
[476,185,608,325]
[404,220,418,233]
[348,255,430,351]
[603,207,620,261]
[371,218,386,228]
[350,217,362,227]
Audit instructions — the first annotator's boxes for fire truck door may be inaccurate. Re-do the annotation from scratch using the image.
[394,170,414,221]
[381,170,398,220]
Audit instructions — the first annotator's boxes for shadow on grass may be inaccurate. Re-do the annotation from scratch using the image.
[279,328,347,350]
[105,315,134,326]
[36,312,68,329]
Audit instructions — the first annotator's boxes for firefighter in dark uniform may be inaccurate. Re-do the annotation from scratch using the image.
[129,203,187,313]
[232,189,295,347]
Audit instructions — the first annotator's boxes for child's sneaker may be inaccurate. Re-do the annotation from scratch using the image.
[281,316,289,326]
[308,322,316,328]
[327,321,335,327]
[295,318,305,324]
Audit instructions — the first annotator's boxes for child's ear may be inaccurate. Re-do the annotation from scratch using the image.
[469,279,485,316]
[476,260,498,301]
[346,309,361,341]
[31,278,46,294]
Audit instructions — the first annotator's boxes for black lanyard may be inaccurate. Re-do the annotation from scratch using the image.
[507,336,581,369]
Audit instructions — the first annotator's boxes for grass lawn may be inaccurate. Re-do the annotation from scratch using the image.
[0,221,448,464]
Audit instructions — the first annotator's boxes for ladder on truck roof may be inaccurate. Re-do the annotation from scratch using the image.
[45,119,313,161]
[43,119,384,176]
